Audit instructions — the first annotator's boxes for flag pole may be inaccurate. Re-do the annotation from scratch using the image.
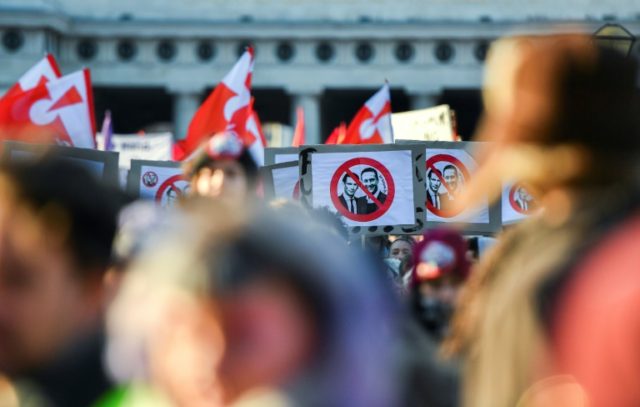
[384,78,395,143]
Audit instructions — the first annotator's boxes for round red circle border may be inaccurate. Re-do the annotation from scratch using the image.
[155,174,187,203]
[425,153,472,218]
[509,183,535,215]
[330,157,396,222]
[142,170,159,187]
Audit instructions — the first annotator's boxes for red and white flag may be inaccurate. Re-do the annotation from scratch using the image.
[175,48,254,160]
[292,106,305,147]
[2,54,62,101]
[325,122,347,145]
[343,84,393,144]
[244,99,266,166]
[0,69,96,148]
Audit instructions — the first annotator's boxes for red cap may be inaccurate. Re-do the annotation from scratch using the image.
[411,228,470,286]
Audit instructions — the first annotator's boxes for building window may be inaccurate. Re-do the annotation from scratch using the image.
[474,41,489,62]
[276,42,294,62]
[395,42,414,62]
[355,42,374,62]
[434,42,454,63]
[157,40,176,62]
[77,39,97,60]
[117,40,137,61]
[196,41,215,61]
[237,41,253,57]
[2,29,24,52]
[316,42,334,62]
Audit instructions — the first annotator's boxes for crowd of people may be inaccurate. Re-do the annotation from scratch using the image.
[0,32,639,407]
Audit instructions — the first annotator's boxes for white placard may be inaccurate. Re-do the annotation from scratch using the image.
[502,182,538,224]
[99,133,173,169]
[272,165,300,200]
[139,165,189,208]
[425,148,489,223]
[311,150,415,227]
[392,105,455,142]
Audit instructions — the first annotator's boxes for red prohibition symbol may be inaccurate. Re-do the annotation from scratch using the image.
[509,183,536,215]
[155,174,187,202]
[292,180,301,200]
[330,157,395,222]
[425,153,471,218]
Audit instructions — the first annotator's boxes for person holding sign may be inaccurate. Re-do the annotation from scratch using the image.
[361,167,387,215]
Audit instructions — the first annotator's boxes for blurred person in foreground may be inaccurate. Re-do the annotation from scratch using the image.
[445,33,640,407]
[0,157,122,406]
[184,131,258,204]
[106,202,400,406]
[103,200,169,303]
[390,229,469,407]
[410,229,470,342]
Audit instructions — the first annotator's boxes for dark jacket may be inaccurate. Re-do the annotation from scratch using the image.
[360,192,387,214]
[339,193,367,214]
[14,330,112,407]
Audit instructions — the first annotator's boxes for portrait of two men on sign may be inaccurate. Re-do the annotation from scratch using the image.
[338,166,388,215]
[426,164,464,212]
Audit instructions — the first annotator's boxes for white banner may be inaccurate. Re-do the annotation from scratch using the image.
[501,182,538,224]
[425,148,489,224]
[98,133,173,168]
[272,165,300,200]
[138,165,189,208]
[311,150,415,227]
[392,105,455,142]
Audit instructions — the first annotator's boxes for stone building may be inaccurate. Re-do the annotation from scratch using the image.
[0,0,638,144]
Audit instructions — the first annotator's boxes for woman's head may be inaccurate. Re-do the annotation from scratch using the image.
[481,34,640,153]
[460,33,640,213]
[184,132,258,203]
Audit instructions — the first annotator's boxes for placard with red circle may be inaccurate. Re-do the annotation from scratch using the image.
[509,183,536,215]
[425,153,471,218]
[329,157,395,222]
[154,174,189,207]
[142,170,158,187]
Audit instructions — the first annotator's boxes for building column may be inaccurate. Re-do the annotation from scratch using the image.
[290,92,321,145]
[409,92,441,110]
[171,90,201,140]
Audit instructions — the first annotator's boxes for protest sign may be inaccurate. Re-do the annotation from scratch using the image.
[127,159,189,208]
[261,161,300,200]
[1,141,120,187]
[392,105,455,142]
[502,182,539,224]
[403,140,500,234]
[299,144,425,236]
[264,147,299,165]
[97,133,173,168]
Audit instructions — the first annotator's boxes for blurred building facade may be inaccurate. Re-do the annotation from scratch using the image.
[0,0,638,144]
